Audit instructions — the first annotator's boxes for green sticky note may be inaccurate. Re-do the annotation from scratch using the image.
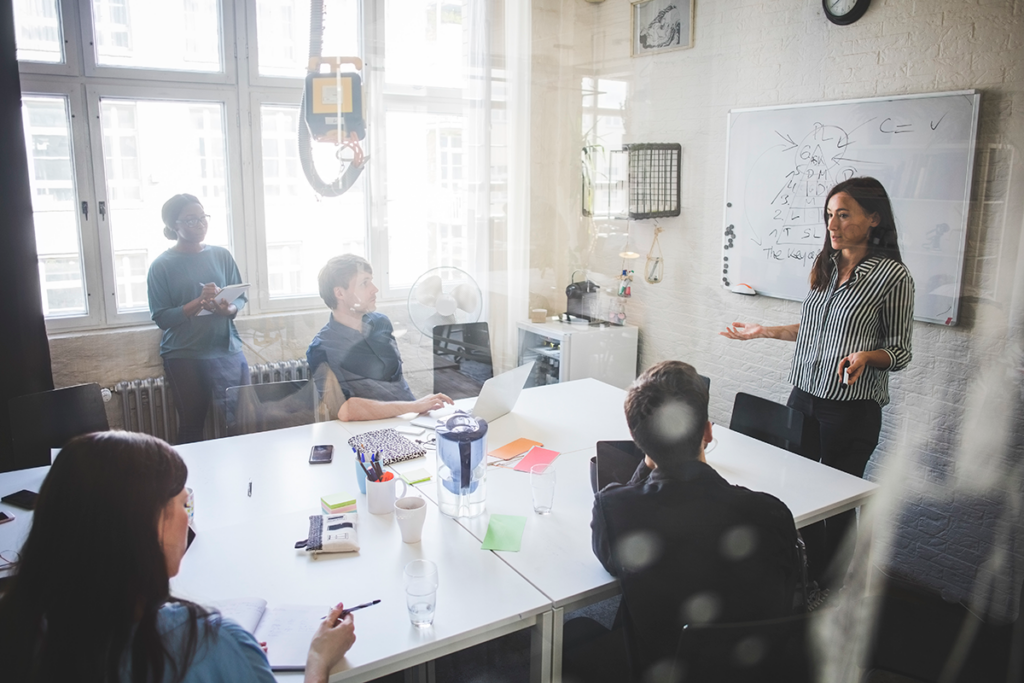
[402,468,432,484]
[481,514,527,552]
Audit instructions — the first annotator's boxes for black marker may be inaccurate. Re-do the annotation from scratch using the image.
[841,360,850,388]
[322,599,381,619]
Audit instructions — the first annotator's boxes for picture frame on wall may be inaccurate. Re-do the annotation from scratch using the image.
[631,0,694,57]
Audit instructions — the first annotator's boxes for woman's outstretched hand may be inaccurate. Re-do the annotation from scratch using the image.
[720,322,765,341]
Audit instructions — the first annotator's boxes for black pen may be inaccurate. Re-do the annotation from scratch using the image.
[322,599,381,619]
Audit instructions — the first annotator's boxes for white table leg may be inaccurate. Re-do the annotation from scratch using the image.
[402,661,435,683]
[550,606,564,683]
[530,610,554,683]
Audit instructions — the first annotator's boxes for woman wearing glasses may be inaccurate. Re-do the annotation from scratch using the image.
[0,431,356,682]
[147,193,250,444]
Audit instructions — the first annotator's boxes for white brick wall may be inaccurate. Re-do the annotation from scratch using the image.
[530,0,1024,617]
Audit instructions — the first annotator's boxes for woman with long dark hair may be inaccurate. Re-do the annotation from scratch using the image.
[721,177,915,588]
[147,194,250,444]
[0,431,355,682]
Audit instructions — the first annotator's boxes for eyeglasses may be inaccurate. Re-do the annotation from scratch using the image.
[176,214,211,228]
[0,549,20,571]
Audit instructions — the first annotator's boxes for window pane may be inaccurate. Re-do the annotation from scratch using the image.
[259,104,366,298]
[13,0,63,63]
[91,0,223,73]
[386,111,472,289]
[99,98,232,313]
[22,96,87,317]
[256,0,359,78]
[385,0,464,89]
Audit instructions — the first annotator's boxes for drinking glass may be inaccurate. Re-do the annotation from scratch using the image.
[404,559,438,627]
[531,463,556,514]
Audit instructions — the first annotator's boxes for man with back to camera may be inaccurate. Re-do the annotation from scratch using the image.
[307,254,453,421]
[591,361,800,672]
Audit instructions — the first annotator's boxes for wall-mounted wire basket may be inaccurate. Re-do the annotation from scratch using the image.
[626,143,681,219]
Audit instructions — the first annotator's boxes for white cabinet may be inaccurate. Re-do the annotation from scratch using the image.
[517,320,638,390]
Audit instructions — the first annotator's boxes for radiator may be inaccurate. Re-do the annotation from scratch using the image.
[110,359,310,443]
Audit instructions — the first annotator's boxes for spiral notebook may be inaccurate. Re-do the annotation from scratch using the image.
[347,428,426,465]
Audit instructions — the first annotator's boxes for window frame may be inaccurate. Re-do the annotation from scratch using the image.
[84,82,248,327]
[78,0,238,86]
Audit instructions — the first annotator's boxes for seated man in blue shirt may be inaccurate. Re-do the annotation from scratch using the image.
[591,360,799,675]
[307,254,453,421]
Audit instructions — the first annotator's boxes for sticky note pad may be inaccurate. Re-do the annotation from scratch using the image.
[321,492,357,515]
[513,446,560,473]
[481,514,527,552]
[402,468,432,484]
[489,438,543,460]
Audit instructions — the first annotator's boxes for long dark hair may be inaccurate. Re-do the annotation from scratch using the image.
[0,432,212,683]
[809,177,903,291]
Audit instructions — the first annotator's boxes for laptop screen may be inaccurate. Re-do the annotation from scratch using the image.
[594,440,645,492]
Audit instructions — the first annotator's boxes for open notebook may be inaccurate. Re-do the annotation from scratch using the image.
[215,598,324,671]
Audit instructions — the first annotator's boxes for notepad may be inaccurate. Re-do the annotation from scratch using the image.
[320,492,357,515]
[214,598,324,671]
[196,283,250,316]
[402,468,432,484]
[513,446,560,473]
[481,514,527,552]
[489,438,543,461]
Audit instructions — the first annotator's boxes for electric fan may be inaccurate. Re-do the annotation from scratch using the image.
[407,267,483,336]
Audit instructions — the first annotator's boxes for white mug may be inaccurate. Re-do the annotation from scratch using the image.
[366,476,408,515]
[395,496,427,543]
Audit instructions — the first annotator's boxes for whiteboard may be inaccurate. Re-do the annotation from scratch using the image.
[722,90,980,325]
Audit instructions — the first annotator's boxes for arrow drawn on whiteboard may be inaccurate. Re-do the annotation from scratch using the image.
[776,131,798,151]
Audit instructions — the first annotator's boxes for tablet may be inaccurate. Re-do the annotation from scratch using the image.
[593,440,645,492]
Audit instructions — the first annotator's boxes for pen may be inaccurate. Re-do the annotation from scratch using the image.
[321,599,381,619]
[248,479,252,497]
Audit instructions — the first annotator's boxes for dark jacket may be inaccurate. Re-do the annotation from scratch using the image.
[592,458,799,671]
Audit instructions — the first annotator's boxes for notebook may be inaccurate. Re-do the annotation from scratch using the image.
[214,598,325,671]
[347,428,426,465]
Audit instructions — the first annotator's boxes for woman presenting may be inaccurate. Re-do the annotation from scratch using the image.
[0,431,355,682]
[148,193,250,444]
[721,177,914,588]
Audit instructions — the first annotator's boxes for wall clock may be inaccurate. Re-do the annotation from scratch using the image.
[823,0,871,25]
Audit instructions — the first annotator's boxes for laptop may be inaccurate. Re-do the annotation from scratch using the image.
[591,440,645,493]
[413,361,536,427]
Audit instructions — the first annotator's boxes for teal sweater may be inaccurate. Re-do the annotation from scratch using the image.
[147,246,245,359]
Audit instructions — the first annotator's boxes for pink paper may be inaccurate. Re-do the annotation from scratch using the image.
[514,446,560,472]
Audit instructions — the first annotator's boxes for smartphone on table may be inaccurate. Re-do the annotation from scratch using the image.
[309,445,334,464]
[0,511,15,524]
[1,490,38,510]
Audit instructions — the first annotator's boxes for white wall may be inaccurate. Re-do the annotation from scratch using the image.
[530,0,1024,616]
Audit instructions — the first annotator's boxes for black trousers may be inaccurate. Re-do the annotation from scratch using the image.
[787,386,882,588]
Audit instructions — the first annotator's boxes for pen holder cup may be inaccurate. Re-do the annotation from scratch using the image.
[367,476,408,515]
[355,458,367,494]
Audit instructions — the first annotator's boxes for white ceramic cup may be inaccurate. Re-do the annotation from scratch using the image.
[395,496,427,543]
[366,476,408,515]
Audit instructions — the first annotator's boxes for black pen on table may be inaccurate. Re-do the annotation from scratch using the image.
[322,599,381,620]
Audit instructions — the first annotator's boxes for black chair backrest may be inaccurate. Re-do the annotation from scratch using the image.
[729,392,819,459]
[670,613,813,683]
[9,383,109,470]
[226,380,316,436]
[432,322,493,400]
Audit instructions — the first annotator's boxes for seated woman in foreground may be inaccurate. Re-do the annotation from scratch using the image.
[0,431,354,683]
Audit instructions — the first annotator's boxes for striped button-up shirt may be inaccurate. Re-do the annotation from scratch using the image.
[789,254,914,406]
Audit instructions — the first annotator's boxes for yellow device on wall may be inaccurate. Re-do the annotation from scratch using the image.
[304,56,365,143]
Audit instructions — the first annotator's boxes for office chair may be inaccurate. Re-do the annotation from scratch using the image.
[226,380,317,436]
[669,613,814,683]
[863,574,1024,683]
[432,322,494,400]
[729,392,819,459]
[9,383,110,470]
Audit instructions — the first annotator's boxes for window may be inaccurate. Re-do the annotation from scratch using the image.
[14,0,497,330]
[13,0,62,63]
[582,77,628,218]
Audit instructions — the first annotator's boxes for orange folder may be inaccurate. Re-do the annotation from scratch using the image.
[488,438,543,461]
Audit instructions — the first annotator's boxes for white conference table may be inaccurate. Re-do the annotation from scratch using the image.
[0,378,878,683]
[344,378,880,681]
